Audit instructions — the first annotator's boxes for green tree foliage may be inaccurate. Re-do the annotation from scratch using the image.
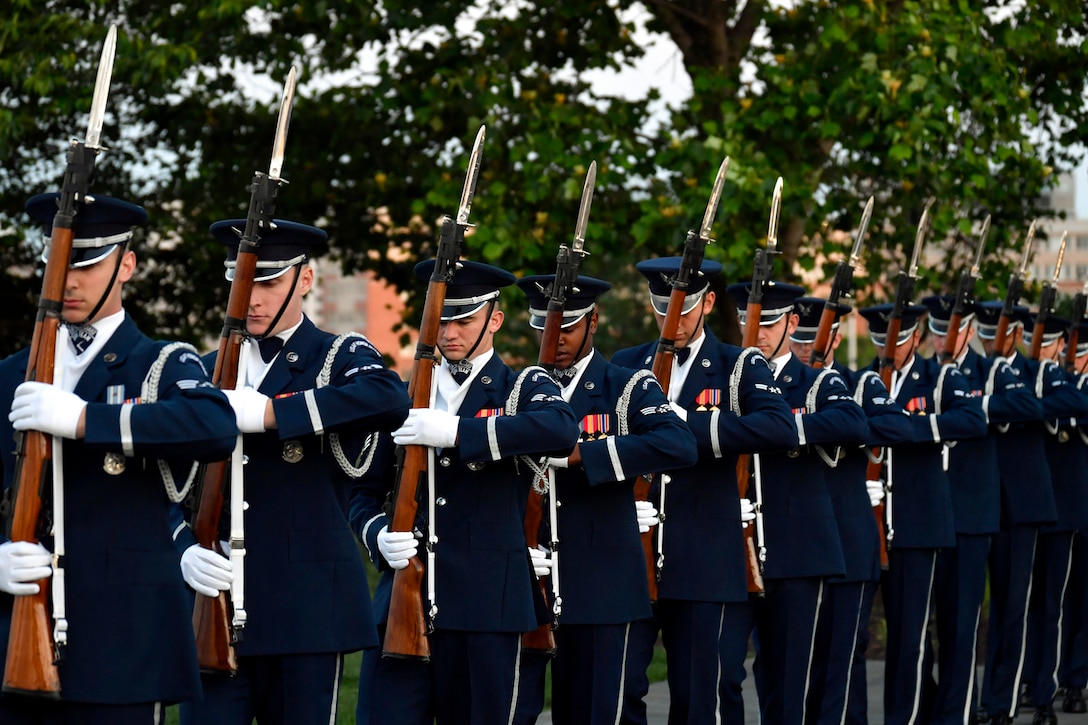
[1,1,1085,358]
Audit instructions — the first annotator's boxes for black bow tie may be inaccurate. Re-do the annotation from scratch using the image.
[448,359,473,385]
[257,336,284,363]
[552,367,578,387]
[67,324,97,356]
[675,347,691,367]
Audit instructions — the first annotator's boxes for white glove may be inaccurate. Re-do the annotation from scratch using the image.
[669,401,688,422]
[546,456,569,469]
[223,387,270,433]
[866,480,886,507]
[635,499,659,533]
[0,541,53,596]
[180,544,233,597]
[392,408,459,448]
[377,525,419,570]
[9,381,86,439]
[739,498,756,527]
[528,546,552,578]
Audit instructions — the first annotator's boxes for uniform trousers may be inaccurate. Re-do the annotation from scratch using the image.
[980,525,1038,719]
[552,622,639,725]
[931,534,991,725]
[622,599,754,725]
[882,548,938,725]
[753,577,825,725]
[359,628,526,725]
[1060,529,1088,690]
[0,697,165,725]
[181,651,342,725]
[806,580,877,725]
[1025,531,1077,708]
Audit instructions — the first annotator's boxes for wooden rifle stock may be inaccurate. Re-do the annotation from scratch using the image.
[637,283,689,603]
[191,333,244,675]
[385,125,482,660]
[190,170,279,674]
[523,306,565,654]
[867,312,902,569]
[737,296,766,596]
[383,295,447,659]
[4,136,107,699]
[3,223,69,697]
[383,267,447,660]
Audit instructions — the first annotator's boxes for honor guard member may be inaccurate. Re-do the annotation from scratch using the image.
[613,257,795,725]
[970,302,1059,725]
[857,302,986,725]
[921,295,1041,725]
[0,194,237,725]
[726,281,869,725]
[1058,320,1088,715]
[1022,316,1088,725]
[515,273,696,725]
[174,219,410,725]
[352,261,578,725]
[790,298,915,725]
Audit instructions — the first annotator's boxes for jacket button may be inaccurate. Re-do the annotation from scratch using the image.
[439,456,451,467]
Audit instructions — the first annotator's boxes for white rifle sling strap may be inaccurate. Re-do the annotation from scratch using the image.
[511,366,562,618]
[318,333,381,478]
[228,435,247,631]
[426,447,438,624]
[50,334,69,653]
[425,360,445,626]
[50,434,68,653]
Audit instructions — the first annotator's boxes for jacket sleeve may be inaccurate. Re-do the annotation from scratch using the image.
[856,372,915,447]
[1038,363,1088,422]
[272,336,410,440]
[456,367,579,463]
[795,371,869,447]
[925,366,987,443]
[685,352,797,458]
[348,432,403,571]
[579,373,697,485]
[83,344,237,462]
[983,358,1042,425]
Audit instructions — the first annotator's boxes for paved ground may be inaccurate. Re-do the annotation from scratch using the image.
[536,659,1086,723]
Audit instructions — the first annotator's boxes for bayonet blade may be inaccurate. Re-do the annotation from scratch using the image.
[85,25,118,149]
[969,214,990,276]
[699,156,730,241]
[571,161,597,255]
[849,196,874,267]
[766,177,784,253]
[907,196,935,278]
[1052,231,1069,284]
[456,125,486,226]
[268,66,297,181]
[1018,220,1037,278]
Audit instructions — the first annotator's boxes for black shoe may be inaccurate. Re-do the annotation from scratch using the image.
[1063,687,1088,714]
[1031,704,1057,725]
[1019,682,1034,709]
[972,706,989,724]
[989,714,1011,725]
